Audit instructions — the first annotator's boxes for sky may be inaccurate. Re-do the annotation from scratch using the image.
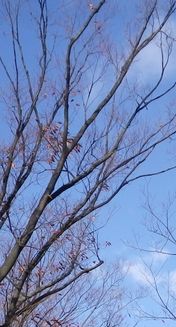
[100,169,176,326]
[1,1,176,326]
[91,2,176,326]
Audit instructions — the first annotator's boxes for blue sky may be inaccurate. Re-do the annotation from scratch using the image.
[100,170,176,326]
[86,2,176,325]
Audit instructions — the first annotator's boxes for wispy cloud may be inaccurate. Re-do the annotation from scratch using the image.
[122,251,168,287]
[133,42,175,81]
[169,270,176,294]
[150,251,169,263]
[131,18,176,82]
[123,260,153,286]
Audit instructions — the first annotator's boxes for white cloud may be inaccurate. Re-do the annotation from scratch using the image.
[150,251,169,263]
[169,270,176,294]
[131,17,176,82]
[123,253,167,287]
[132,41,175,84]
[123,260,154,286]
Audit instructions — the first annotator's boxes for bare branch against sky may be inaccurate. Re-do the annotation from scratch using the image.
[0,1,176,326]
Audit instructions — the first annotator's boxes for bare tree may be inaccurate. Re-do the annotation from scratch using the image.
[133,194,176,324]
[0,0,176,325]
[19,264,128,327]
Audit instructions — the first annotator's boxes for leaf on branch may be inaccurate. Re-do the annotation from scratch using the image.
[19,265,25,273]
[88,3,95,11]
[11,162,16,168]
[102,182,109,190]
[105,241,112,247]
